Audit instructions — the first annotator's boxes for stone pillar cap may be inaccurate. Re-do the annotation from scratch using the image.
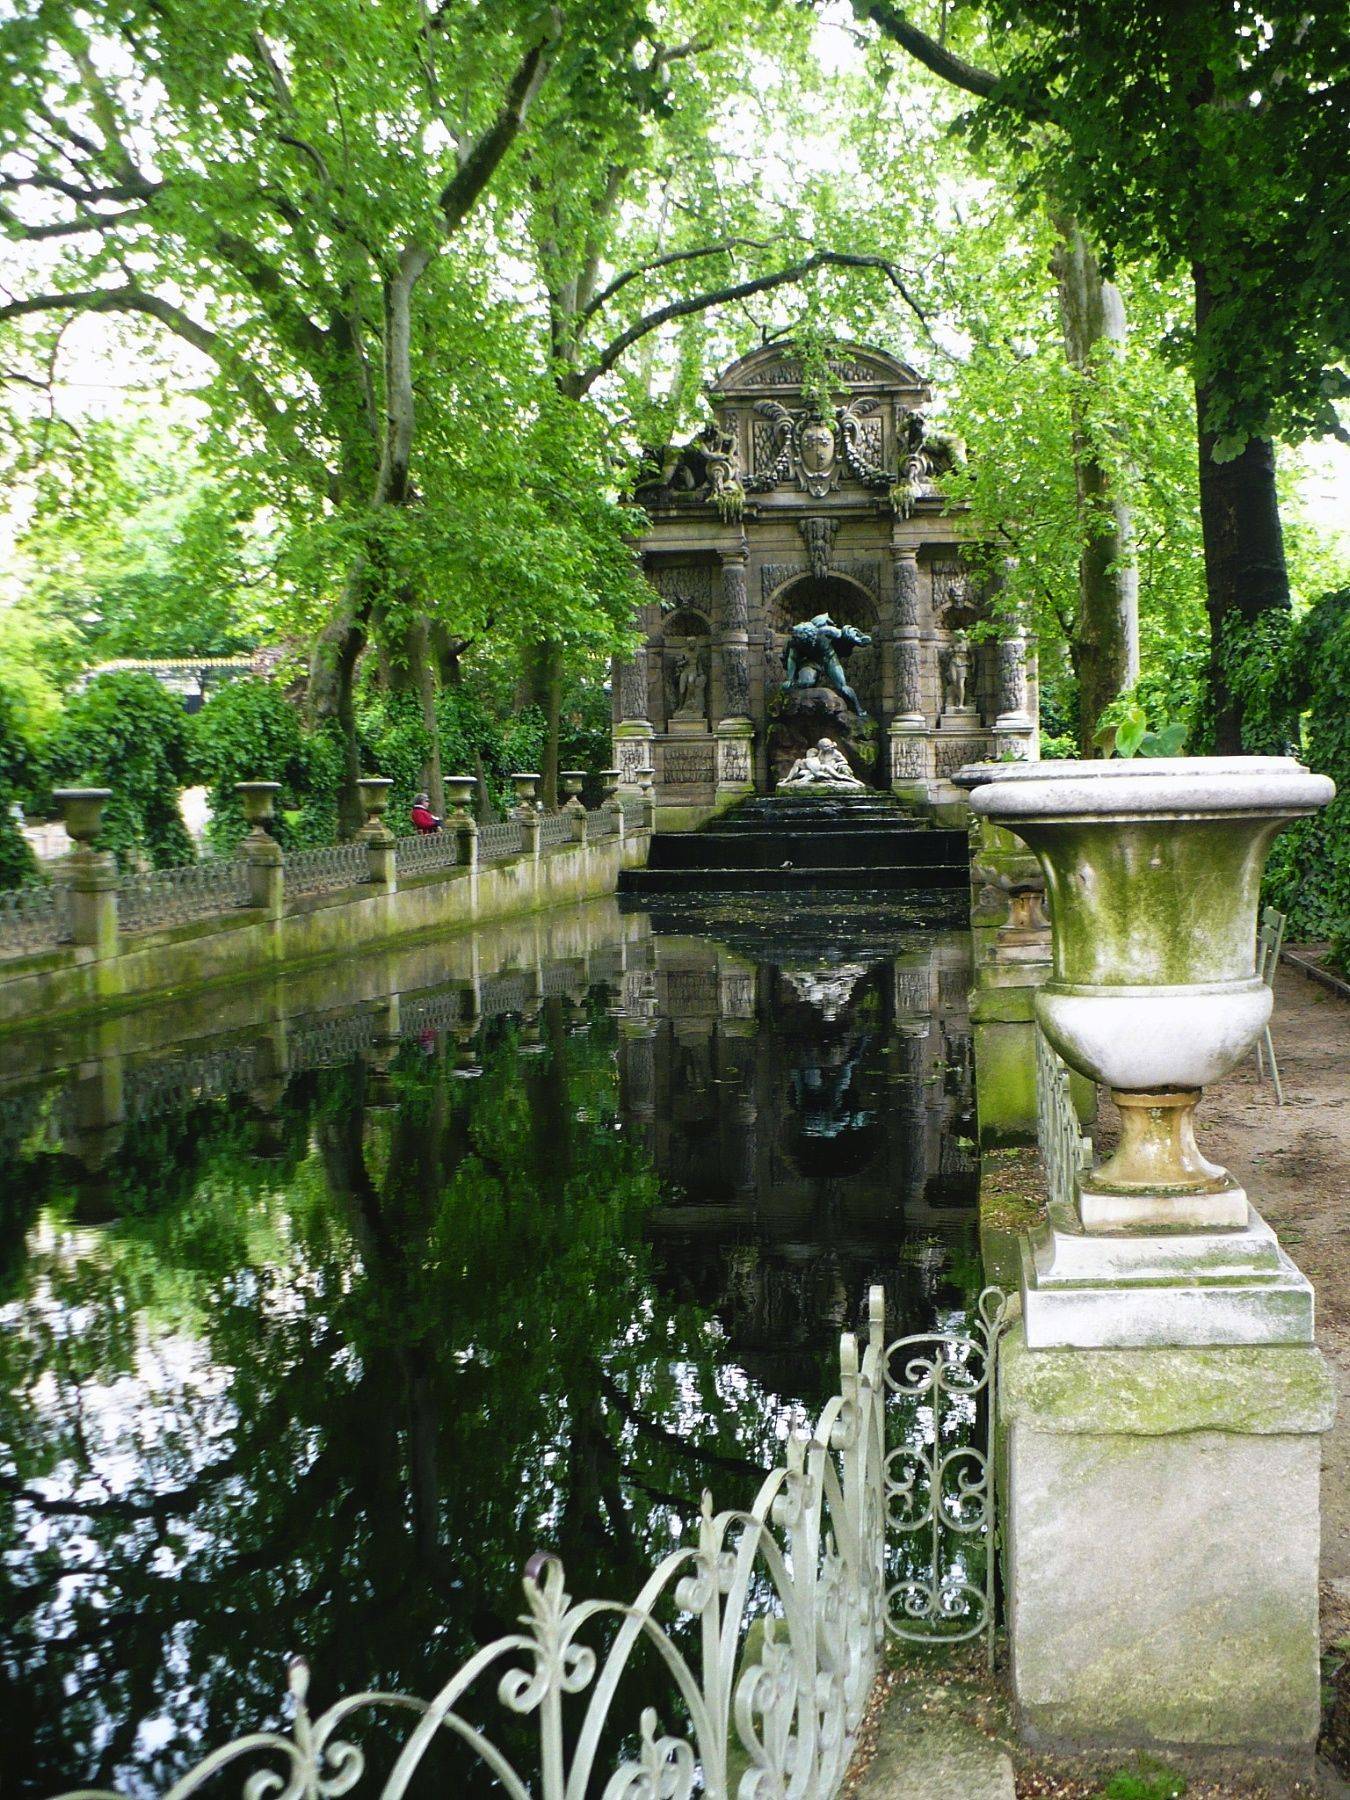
[959,756,1333,819]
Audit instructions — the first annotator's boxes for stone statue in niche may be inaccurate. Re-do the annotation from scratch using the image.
[941,631,974,713]
[779,737,866,790]
[781,614,871,716]
[670,648,709,723]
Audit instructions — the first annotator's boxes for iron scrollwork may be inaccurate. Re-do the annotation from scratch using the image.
[883,1285,1011,1658]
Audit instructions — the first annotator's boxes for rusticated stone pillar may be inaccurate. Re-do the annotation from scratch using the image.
[614,640,655,792]
[717,543,752,724]
[993,624,1036,761]
[617,645,650,723]
[889,546,931,804]
[613,639,655,790]
[891,548,924,724]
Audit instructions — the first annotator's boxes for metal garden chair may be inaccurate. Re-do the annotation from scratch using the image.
[1255,904,1287,1104]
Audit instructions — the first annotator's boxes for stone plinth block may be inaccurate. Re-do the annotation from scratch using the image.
[1021,1200,1314,1349]
[1000,1320,1333,1766]
[974,1017,1039,1149]
[613,720,656,789]
[715,716,755,804]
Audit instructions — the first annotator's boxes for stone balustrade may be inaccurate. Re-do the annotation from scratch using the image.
[0,775,652,1028]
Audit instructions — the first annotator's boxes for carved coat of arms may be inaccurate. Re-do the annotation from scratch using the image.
[797,416,839,497]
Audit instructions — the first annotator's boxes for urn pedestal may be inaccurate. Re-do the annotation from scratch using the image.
[965,756,1336,1769]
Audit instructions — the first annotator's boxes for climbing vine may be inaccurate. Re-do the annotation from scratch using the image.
[1263,588,1350,967]
[42,673,194,869]
[0,686,38,889]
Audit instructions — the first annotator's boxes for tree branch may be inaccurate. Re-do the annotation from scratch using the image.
[210,230,334,363]
[581,235,784,321]
[437,20,557,234]
[0,284,340,500]
[0,169,159,204]
[0,200,151,240]
[572,249,931,395]
[376,243,431,506]
[850,0,999,97]
[65,27,145,186]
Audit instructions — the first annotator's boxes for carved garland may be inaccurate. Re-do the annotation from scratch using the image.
[648,565,715,613]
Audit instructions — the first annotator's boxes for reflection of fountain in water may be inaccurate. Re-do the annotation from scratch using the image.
[623,927,979,1390]
[780,961,869,1023]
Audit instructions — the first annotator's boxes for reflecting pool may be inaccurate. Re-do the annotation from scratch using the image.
[0,899,978,1795]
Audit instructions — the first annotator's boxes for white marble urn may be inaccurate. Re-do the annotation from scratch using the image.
[965,757,1333,1227]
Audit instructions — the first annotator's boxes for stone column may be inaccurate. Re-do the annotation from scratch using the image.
[614,644,656,791]
[715,719,754,809]
[443,773,478,915]
[967,816,1057,1153]
[619,1018,658,1159]
[61,1036,126,1175]
[888,548,931,805]
[993,625,1036,761]
[517,800,542,888]
[52,789,119,962]
[358,775,396,893]
[237,781,284,918]
[636,764,656,836]
[717,543,752,724]
[566,777,591,847]
[970,757,1336,1771]
[251,1002,291,1117]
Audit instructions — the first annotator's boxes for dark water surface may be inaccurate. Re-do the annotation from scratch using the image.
[0,899,978,1795]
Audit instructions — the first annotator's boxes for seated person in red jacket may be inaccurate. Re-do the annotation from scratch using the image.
[410,792,442,834]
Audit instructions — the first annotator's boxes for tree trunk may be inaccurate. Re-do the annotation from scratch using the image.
[430,623,466,688]
[1051,218,1140,752]
[519,637,564,808]
[383,610,445,816]
[309,608,367,837]
[1192,262,1291,754]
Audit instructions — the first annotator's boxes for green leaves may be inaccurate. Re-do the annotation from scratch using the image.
[1261,586,1350,942]
[43,671,196,867]
[958,0,1349,448]
[1092,700,1188,759]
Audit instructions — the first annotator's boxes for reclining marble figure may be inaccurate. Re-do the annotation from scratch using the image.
[779,737,866,790]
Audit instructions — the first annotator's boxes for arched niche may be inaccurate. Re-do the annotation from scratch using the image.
[663,606,712,728]
[765,573,881,719]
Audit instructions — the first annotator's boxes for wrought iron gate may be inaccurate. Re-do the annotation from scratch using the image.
[883,1286,1011,1660]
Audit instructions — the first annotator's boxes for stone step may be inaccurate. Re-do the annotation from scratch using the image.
[854,1680,1016,1800]
[619,863,969,893]
[648,829,967,871]
[720,802,921,828]
[621,888,971,939]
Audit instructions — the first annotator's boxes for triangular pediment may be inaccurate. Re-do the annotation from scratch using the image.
[710,341,930,401]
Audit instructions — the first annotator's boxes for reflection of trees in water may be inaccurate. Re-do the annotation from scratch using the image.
[0,936,984,1795]
[0,1001,791,1797]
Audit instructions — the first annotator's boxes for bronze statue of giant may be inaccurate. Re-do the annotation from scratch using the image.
[781,614,871,717]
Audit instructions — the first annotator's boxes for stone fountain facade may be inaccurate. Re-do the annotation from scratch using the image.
[616,342,1039,825]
